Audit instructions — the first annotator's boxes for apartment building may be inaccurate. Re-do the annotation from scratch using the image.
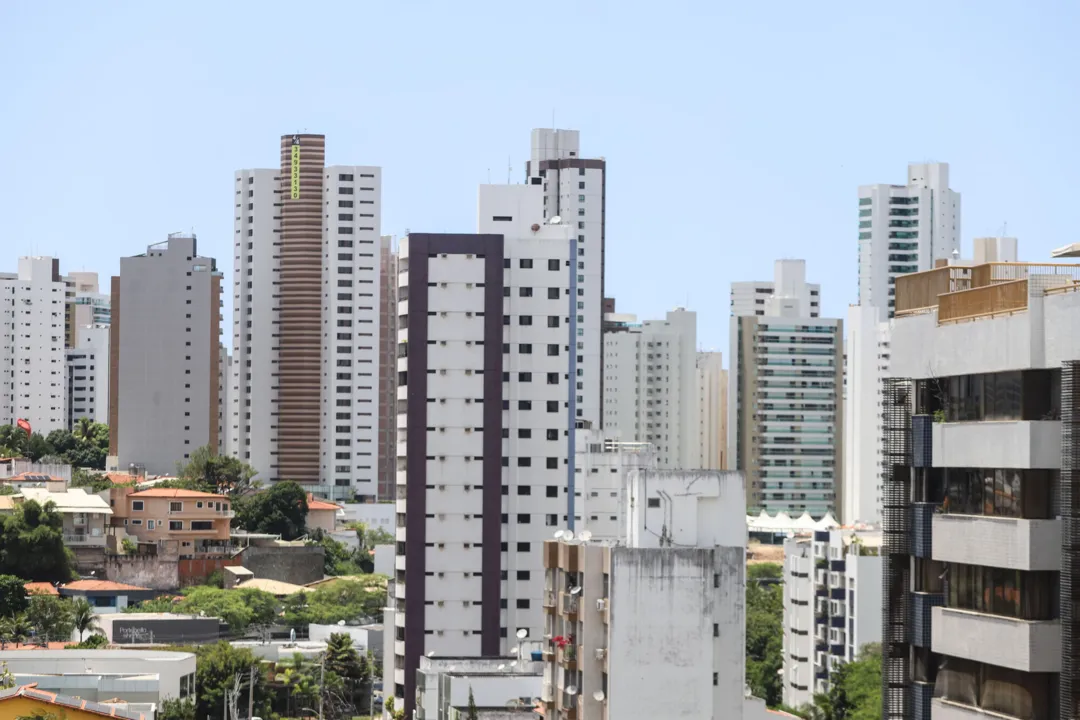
[882,259,1079,720]
[65,271,111,345]
[18,487,112,549]
[378,235,399,500]
[697,351,728,469]
[730,260,842,517]
[525,128,604,428]
[572,428,656,541]
[782,529,881,708]
[0,257,69,434]
[231,134,383,499]
[602,308,697,468]
[841,305,889,525]
[857,162,960,315]
[539,469,746,720]
[730,276,821,319]
[117,488,233,556]
[389,182,577,717]
[66,323,110,427]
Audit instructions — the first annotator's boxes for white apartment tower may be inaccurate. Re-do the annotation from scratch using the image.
[697,351,728,470]
[109,234,222,475]
[730,260,843,517]
[526,129,604,428]
[602,308,698,469]
[0,257,69,434]
[231,134,383,499]
[65,271,111,345]
[390,183,576,717]
[572,427,656,540]
[857,162,960,316]
[841,305,889,526]
[66,324,110,428]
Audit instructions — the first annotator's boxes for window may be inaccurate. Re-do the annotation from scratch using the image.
[191,521,213,531]
[339,187,354,195]
[518,372,532,382]
[170,501,183,512]
[517,541,531,552]
[170,520,183,530]
[519,259,533,269]
[132,501,144,511]
[546,457,559,469]
[546,373,559,385]
[339,173,354,181]
[546,344,559,356]
[547,259,559,271]
[517,570,531,580]
[546,401,559,412]
[517,457,531,467]
[548,287,560,299]
[547,316,559,328]
[519,344,532,354]
[519,287,533,297]
[647,497,661,508]
[492,215,512,222]
[546,429,558,440]
[516,599,530,609]
[518,401,532,410]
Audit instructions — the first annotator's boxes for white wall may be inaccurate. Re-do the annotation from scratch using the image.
[782,539,814,708]
[842,305,888,525]
[0,649,196,701]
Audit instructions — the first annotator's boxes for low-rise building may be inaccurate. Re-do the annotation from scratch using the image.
[414,655,542,720]
[540,469,747,720]
[20,487,112,548]
[781,529,881,708]
[0,685,146,720]
[58,580,156,611]
[96,613,222,645]
[118,488,233,556]
[572,428,655,541]
[306,493,343,534]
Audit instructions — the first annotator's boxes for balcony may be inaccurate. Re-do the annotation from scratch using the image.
[930,698,1007,720]
[909,592,942,648]
[560,592,579,618]
[543,590,556,613]
[556,645,578,670]
[932,420,1060,470]
[932,514,1060,571]
[63,533,106,547]
[931,606,1061,673]
[911,502,935,558]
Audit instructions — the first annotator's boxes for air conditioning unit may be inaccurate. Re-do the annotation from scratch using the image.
[596,599,608,612]
[595,648,607,660]
[437,543,445,549]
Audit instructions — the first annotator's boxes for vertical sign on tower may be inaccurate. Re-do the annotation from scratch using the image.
[290,135,301,200]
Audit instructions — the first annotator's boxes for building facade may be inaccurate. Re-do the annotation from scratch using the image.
[0,257,69,434]
[390,183,577,716]
[602,308,698,469]
[66,271,111,346]
[857,162,960,315]
[782,529,882,708]
[109,234,221,475]
[378,235,398,501]
[697,351,728,470]
[572,428,655,540]
[730,260,842,517]
[66,323,110,428]
[117,488,233,556]
[525,129,604,428]
[540,469,747,720]
[841,305,889,525]
[883,260,1078,720]
[231,134,384,499]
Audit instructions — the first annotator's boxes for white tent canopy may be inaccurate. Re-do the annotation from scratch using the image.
[747,510,840,533]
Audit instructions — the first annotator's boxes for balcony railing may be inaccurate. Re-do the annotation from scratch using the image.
[63,533,106,546]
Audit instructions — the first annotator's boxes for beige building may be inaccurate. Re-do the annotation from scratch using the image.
[19,487,112,548]
[305,493,342,534]
[118,488,233,554]
[696,351,728,469]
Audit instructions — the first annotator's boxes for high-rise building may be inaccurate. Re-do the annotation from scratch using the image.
[388,183,576,717]
[231,134,383,499]
[0,257,69,434]
[572,428,656,540]
[66,324,110,428]
[602,308,698,469]
[730,260,842,517]
[730,278,821,318]
[857,162,960,316]
[377,235,398,501]
[841,305,889,525]
[883,258,1076,720]
[539,469,747,720]
[526,129,605,428]
[109,234,222,475]
[781,529,882,707]
[65,271,111,347]
[696,351,728,470]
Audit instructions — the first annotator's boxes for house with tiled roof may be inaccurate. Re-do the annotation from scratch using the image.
[0,683,145,719]
[306,493,344,533]
[59,579,157,610]
[117,488,234,556]
[24,582,59,596]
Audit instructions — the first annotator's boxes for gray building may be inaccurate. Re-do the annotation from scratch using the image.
[109,234,222,475]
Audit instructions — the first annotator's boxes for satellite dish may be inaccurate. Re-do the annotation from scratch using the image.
[510,660,518,667]
[566,685,578,696]
[593,690,606,702]
[563,530,575,541]
[337,619,346,626]
[550,215,563,225]
[569,586,582,595]
[427,651,436,657]
[579,530,593,542]
[510,646,519,654]
[498,664,507,670]
[516,628,529,639]
[553,530,565,539]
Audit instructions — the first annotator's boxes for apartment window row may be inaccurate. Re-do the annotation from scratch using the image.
[917,369,1060,423]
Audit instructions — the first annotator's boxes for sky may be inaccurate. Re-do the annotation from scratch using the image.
[2,1,1078,356]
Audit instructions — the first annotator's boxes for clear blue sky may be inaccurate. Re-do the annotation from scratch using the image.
[3,1,1077,354]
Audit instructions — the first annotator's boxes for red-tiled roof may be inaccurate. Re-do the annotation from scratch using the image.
[105,472,141,485]
[9,472,62,482]
[24,582,59,596]
[0,684,142,719]
[306,493,342,511]
[128,488,226,499]
[62,580,150,592]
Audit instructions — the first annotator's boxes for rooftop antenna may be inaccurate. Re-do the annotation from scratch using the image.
[507,156,512,185]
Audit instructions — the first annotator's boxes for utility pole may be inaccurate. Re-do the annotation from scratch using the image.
[317,652,325,720]
[248,665,255,720]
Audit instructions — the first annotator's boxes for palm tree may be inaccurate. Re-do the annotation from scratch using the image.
[0,615,32,648]
[73,417,94,443]
[71,598,100,642]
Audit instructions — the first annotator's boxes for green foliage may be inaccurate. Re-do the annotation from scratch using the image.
[205,569,225,588]
[26,594,75,641]
[70,467,118,494]
[0,575,29,617]
[69,632,108,649]
[71,597,101,641]
[233,481,308,540]
[14,710,65,720]
[121,537,137,554]
[174,445,258,497]
[0,613,33,647]
[325,632,375,714]
[467,686,479,720]
[282,577,387,627]
[129,585,277,634]
[313,531,368,576]
[800,644,882,720]
[195,641,268,720]
[385,696,406,720]
[0,500,74,582]
[126,595,178,613]
[158,696,197,720]
[0,421,109,469]
[746,562,783,706]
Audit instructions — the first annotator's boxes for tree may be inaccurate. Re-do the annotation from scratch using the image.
[175,445,258,496]
[467,686,479,720]
[0,500,74,582]
[0,614,33,648]
[0,575,29,617]
[746,562,783,706]
[134,585,278,635]
[70,467,118,494]
[799,644,881,720]
[69,633,108,649]
[15,711,64,720]
[0,422,109,469]
[158,697,196,720]
[195,642,268,720]
[233,481,308,540]
[325,632,373,714]
[283,577,387,627]
[26,594,75,641]
[71,597,101,641]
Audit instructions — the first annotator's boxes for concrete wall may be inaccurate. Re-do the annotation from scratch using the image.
[932,420,1061,470]
[101,615,222,645]
[932,514,1061,572]
[239,544,325,585]
[70,547,106,576]
[105,553,179,590]
[931,606,1060,673]
[308,623,382,656]
[0,649,195,701]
